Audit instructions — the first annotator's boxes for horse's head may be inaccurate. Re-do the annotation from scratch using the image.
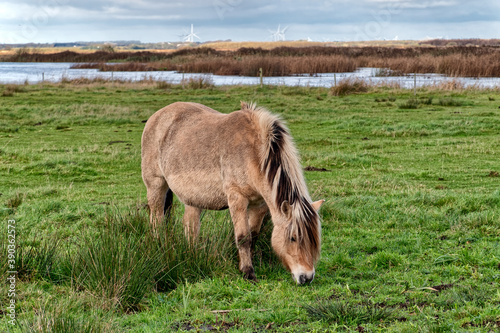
[271,199,324,284]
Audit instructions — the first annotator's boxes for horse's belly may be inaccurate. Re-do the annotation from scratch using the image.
[167,172,228,210]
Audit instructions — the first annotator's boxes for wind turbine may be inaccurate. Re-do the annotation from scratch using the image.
[269,25,288,41]
[183,24,200,43]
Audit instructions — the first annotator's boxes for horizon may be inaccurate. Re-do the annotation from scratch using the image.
[4,37,500,45]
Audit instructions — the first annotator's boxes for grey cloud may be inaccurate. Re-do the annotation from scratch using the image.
[1,0,499,43]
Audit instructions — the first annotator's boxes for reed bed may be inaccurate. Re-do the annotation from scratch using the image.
[5,46,500,77]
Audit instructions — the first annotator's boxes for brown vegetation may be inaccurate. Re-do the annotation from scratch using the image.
[420,38,500,47]
[329,78,369,96]
[4,45,500,77]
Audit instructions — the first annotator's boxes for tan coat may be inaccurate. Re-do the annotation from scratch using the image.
[142,101,323,284]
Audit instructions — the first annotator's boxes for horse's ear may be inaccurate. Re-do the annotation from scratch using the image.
[280,201,292,220]
[311,199,325,212]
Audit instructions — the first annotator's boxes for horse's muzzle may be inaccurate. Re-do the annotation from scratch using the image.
[293,271,315,285]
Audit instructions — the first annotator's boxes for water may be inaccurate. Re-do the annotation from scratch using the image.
[0,62,499,89]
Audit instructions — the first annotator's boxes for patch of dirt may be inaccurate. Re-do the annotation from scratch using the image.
[462,320,500,329]
[173,322,236,332]
[488,171,499,177]
[397,301,429,309]
[108,140,128,145]
[304,166,330,172]
[328,291,341,300]
[431,283,454,292]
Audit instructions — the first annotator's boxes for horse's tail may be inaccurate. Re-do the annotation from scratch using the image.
[163,189,173,219]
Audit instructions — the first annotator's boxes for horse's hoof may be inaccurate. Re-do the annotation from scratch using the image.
[242,266,257,282]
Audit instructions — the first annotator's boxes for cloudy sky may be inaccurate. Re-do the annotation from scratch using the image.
[1,0,499,43]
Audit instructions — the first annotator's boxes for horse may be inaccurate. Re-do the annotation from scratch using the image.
[141,101,323,284]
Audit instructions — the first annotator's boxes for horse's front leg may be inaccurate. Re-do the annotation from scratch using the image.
[227,190,256,281]
[248,203,269,255]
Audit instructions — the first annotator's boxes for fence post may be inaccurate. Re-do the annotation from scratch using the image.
[334,73,337,87]
[414,72,417,96]
[182,72,185,89]
[42,72,44,84]
[259,68,263,88]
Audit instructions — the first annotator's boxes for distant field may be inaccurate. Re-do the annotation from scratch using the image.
[3,38,499,54]
[1,80,499,332]
[0,40,417,55]
[200,40,423,50]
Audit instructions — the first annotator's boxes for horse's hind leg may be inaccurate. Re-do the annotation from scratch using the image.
[183,205,202,242]
[144,176,169,231]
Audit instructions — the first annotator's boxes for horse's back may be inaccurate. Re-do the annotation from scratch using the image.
[142,102,261,210]
[144,102,220,132]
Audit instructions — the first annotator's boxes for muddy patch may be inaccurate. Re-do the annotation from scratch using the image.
[304,166,330,172]
[430,283,454,292]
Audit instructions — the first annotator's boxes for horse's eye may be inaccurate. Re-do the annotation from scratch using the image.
[290,237,296,242]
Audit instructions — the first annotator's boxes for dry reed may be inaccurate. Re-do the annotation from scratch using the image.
[6,46,500,78]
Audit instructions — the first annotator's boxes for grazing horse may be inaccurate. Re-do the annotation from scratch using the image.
[141,101,323,284]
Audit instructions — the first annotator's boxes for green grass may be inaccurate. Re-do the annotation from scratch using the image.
[1,81,499,331]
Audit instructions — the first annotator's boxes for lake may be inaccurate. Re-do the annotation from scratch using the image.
[1,62,499,89]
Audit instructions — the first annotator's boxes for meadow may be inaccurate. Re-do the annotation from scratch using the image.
[0,80,499,332]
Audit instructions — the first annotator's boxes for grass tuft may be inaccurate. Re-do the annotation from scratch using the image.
[329,78,369,96]
[304,300,395,326]
[70,207,235,310]
[156,80,173,90]
[6,192,24,208]
[18,297,117,333]
[71,210,164,311]
[1,85,26,97]
[181,76,215,89]
[154,209,236,291]
[15,241,61,282]
[398,98,420,109]
[438,98,464,106]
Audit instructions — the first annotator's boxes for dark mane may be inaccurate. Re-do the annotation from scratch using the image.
[264,121,300,206]
[249,105,320,262]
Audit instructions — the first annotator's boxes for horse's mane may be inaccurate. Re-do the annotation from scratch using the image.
[241,101,320,262]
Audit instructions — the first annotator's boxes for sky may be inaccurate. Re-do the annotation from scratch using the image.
[1,0,499,44]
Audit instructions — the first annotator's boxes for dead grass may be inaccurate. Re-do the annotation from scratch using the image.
[1,85,27,97]
[431,79,466,91]
[329,78,369,96]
